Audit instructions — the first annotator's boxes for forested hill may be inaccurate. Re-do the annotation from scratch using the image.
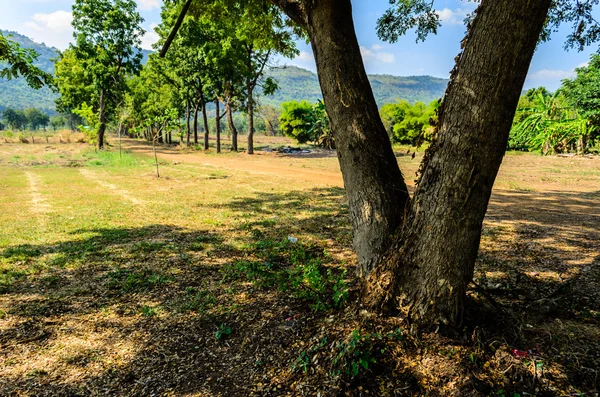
[264,66,449,108]
[0,31,447,114]
[0,30,59,114]
[0,31,152,115]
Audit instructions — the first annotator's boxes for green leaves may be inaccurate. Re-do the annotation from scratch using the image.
[379,99,438,145]
[0,33,53,90]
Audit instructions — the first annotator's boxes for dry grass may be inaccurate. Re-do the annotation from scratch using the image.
[0,136,598,396]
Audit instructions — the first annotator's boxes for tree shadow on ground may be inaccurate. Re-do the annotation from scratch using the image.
[0,187,598,396]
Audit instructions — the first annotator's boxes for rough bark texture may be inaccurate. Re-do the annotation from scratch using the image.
[363,0,552,326]
[97,89,106,150]
[227,100,238,152]
[303,0,410,275]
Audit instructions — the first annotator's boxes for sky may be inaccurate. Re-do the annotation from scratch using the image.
[1,0,598,91]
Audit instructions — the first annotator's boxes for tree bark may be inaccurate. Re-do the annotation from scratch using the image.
[292,0,411,275]
[247,68,254,155]
[193,103,199,145]
[202,95,210,151]
[186,98,191,147]
[362,0,552,326]
[227,99,238,152]
[216,99,221,153]
[97,89,107,150]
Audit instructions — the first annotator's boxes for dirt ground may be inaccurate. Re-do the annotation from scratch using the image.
[0,135,599,396]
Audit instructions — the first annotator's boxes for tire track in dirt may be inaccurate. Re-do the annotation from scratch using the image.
[25,171,50,226]
[79,168,143,205]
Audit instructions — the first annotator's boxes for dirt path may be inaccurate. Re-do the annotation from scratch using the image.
[25,171,50,224]
[120,139,345,187]
[79,168,143,206]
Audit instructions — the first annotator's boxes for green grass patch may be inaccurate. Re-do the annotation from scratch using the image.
[222,238,348,310]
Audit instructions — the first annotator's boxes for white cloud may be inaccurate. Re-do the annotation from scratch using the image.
[360,45,395,64]
[528,69,576,80]
[137,0,161,11]
[31,10,73,31]
[437,7,471,26]
[296,51,314,62]
[371,44,383,51]
[141,23,159,50]
[22,10,73,49]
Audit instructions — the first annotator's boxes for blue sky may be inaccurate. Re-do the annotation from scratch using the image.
[1,0,598,91]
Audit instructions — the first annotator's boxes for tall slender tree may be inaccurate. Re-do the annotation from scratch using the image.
[70,0,144,149]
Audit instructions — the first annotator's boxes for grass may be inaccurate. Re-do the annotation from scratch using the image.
[0,137,599,396]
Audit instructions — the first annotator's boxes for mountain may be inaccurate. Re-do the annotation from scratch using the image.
[263,65,449,108]
[0,31,152,115]
[0,30,59,115]
[0,31,448,115]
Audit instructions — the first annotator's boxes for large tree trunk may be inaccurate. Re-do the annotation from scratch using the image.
[227,99,238,152]
[362,0,552,326]
[295,0,411,275]
[97,89,107,150]
[275,0,552,326]
[216,99,221,153]
[202,95,210,150]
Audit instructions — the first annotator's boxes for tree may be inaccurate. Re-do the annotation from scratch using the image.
[164,0,592,326]
[279,100,313,143]
[379,100,438,145]
[562,54,600,128]
[273,0,552,326]
[50,115,66,131]
[0,32,52,89]
[3,108,27,130]
[24,108,49,130]
[53,48,94,128]
[70,0,144,149]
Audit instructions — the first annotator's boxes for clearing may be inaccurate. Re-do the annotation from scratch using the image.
[0,135,599,396]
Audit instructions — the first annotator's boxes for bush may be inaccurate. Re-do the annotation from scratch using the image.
[279,100,314,143]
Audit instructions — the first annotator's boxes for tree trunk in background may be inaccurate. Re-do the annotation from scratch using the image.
[227,100,238,152]
[216,99,221,153]
[247,49,254,155]
[97,89,107,150]
[247,77,254,154]
[202,95,210,151]
[193,104,199,145]
[186,98,191,146]
[362,0,552,326]
[301,0,410,275]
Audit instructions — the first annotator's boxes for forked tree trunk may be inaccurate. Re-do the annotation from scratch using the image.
[275,0,552,326]
[362,0,552,325]
[301,0,411,276]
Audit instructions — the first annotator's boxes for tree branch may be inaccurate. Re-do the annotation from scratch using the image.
[159,0,193,58]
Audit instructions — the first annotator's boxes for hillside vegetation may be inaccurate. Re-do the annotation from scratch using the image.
[0,31,447,115]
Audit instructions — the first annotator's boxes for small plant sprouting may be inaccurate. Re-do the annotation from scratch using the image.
[215,323,232,340]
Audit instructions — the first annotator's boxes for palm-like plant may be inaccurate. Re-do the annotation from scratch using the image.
[510,91,595,154]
